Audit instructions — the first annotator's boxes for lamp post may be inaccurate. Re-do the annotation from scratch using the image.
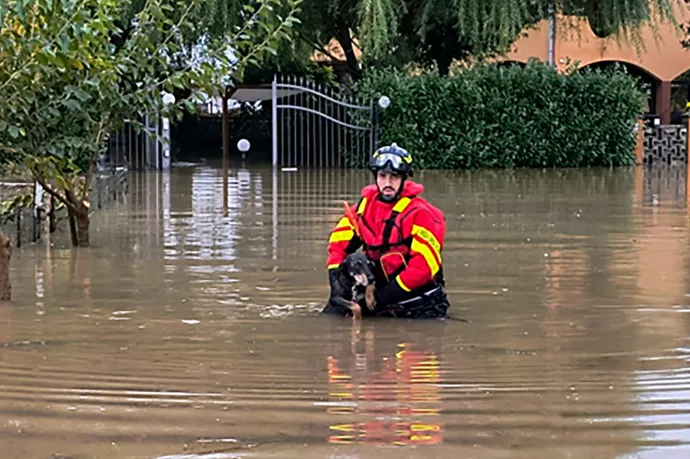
[221,88,230,216]
[222,138,251,217]
[378,96,390,109]
[161,92,176,170]
[238,138,250,160]
[372,95,390,154]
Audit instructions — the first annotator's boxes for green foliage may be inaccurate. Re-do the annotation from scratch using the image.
[0,192,32,227]
[0,151,20,171]
[0,0,300,245]
[357,0,399,60]
[561,0,680,40]
[433,0,680,55]
[241,39,337,86]
[263,0,682,81]
[0,0,302,165]
[410,0,543,63]
[0,0,301,160]
[170,0,681,86]
[352,60,647,169]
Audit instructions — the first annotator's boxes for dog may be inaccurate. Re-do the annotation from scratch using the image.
[322,252,377,320]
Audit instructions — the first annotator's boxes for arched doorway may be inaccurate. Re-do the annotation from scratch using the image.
[671,69,690,125]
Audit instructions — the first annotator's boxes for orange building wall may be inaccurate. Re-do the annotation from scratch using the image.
[311,4,690,124]
[506,9,690,82]
[503,4,690,124]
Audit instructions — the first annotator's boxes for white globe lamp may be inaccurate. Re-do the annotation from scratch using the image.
[237,139,251,152]
[378,95,390,109]
[162,92,176,105]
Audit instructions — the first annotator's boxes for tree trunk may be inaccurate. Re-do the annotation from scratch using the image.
[0,233,11,301]
[48,195,56,233]
[335,18,362,80]
[75,211,89,247]
[68,211,78,247]
[436,54,453,76]
[67,203,90,248]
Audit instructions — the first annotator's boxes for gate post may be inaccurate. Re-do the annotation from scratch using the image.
[635,117,644,165]
[272,74,278,167]
[686,113,690,164]
[371,100,377,155]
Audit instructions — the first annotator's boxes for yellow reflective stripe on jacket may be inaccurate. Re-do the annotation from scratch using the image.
[328,263,340,269]
[393,197,412,213]
[329,217,355,243]
[356,197,367,214]
[356,196,410,216]
[396,276,411,292]
[411,224,442,275]
[329,229,354,243]
[335,216,353,230]
[328,217,355,244]
[411,224,442,257]
[410,239,440,275]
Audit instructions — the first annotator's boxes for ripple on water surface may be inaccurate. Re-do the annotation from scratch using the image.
[2,166,690,458]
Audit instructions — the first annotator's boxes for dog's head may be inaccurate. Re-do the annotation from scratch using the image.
[343,252,376,287]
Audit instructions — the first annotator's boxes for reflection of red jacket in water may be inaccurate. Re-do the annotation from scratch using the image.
[327,346,442,446]
[326,180,446,307]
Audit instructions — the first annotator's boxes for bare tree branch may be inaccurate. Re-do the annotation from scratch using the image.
[32,173,77,213]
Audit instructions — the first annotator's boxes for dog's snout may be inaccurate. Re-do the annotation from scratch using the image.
[353,273,369,286]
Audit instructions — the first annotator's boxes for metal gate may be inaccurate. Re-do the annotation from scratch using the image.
[271,74,379,169]
[105,114,171,170]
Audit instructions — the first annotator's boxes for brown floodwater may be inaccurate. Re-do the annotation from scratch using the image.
[2,164,690,459]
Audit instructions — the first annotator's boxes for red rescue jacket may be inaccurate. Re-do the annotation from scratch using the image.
[326,180,446,300]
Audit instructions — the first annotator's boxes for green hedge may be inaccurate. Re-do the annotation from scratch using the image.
[352,60,646,169]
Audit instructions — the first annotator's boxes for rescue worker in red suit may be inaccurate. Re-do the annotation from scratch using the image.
[325,143,450,319]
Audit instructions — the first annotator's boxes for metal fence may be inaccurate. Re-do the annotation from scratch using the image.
[105,115,171,170]
[271,74,379,169]
[0,168,129,247]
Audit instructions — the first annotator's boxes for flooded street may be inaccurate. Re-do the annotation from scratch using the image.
[2,165,690,459]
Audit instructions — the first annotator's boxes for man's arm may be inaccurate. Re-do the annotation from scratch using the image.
[326,213,362,270]
[374,208,445,306]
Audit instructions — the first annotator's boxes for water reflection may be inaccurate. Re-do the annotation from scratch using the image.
[2,164,690,458]
[325,323,443,446]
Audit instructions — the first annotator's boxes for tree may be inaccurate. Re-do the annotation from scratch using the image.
[282,0,372,80]
[0,0,301,247]
[559,0,680,40]
[0,190,30,301]
[383,0,682,75]
[260,0,682,80]
[241,39,338,86]
[391,0,544,76]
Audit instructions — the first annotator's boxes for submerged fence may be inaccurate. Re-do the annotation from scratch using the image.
[0,168,128,247]
[105,115,171,170]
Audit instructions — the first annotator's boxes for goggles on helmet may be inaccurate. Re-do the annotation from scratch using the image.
[369,152,413,176]
[371,152,406,170]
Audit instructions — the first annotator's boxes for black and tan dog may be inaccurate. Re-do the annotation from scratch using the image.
[322,252,377,319]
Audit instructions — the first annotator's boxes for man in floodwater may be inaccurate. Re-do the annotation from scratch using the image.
[326,143,450,319]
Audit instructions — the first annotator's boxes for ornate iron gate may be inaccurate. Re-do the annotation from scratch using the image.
[271,74,379,169]
[105,115,170,170]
